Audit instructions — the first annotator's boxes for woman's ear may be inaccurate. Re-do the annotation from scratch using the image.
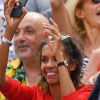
[75,7,84,20]
[69,60,77,71]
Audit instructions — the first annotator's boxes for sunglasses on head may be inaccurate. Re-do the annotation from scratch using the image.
[92,0,100,3]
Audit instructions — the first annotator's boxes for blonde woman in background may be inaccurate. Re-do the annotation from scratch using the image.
[50,0,100,83]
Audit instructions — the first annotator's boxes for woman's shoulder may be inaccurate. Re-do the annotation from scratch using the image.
[76,85,93,100]
[77,85,93,93]
[62,85,93,100]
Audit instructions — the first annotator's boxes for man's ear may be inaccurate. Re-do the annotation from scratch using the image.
[69,61,77,71]
[75,7,84,20]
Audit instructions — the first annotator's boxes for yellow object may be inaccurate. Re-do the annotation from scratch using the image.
[0,59,26,100]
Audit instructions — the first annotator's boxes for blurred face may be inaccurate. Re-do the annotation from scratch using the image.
[13,17,44,59]
[77,0,100,28]
[41,45,59,85]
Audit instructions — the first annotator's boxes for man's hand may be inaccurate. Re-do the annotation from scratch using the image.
[4,0,27,34]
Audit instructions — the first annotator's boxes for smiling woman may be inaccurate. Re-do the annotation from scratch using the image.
[40,36,83,90]
[71,0,100,84]
[0,31,92,100]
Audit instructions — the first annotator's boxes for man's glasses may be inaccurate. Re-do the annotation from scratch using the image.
[92,0,100,3]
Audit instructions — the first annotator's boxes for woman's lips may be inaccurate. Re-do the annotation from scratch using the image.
[47,72,57,78]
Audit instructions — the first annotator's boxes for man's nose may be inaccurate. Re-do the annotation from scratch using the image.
[18,30,25,37]
[17,31,26,43]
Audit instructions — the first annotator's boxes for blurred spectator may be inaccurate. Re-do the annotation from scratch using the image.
[26,0,52,19]
[0,0,3,4]
[0,1,6,39]
[8,44,16,61]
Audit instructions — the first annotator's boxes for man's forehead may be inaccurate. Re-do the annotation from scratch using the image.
[18,19,35,29]
[18,14,49,28]
[21,16,40,24]
[24,12,49,23]
[18,18,43,30]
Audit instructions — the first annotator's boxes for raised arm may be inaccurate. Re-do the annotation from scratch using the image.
[82,48,100,84]
[0,0,26,86]
[50,0,77,36]
[43,19,75,96]
[43,19,93,100]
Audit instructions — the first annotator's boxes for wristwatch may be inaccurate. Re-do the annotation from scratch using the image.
[57,60,68,67]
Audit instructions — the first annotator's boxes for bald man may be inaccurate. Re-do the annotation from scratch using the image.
[1,12,49,99]
[6,12,49,86]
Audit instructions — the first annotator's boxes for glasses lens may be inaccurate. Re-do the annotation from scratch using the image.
[92,0,100,3]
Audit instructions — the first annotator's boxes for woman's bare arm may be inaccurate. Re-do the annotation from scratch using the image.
[50,0,77,36]
[43,19,75,96]
[0,0,26,86]
[82,48,100,84]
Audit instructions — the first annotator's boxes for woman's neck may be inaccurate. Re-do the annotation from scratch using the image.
[49,84,61,100]
[86,29,100,45]
[83,27,100,57]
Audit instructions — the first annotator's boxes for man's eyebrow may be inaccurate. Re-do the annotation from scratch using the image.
[24,26,34,29]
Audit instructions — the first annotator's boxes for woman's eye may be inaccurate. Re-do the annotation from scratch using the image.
[41,57,48,63]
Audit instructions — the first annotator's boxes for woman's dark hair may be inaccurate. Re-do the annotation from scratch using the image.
[62,37,83,89]
[39,36,83,90]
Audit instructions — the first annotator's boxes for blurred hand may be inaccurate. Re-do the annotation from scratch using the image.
[4,0,27,34]
[43,18,64,63]
[50,0,65,7]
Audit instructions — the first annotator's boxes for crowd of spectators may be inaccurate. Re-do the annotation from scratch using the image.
[0,0,100,100]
